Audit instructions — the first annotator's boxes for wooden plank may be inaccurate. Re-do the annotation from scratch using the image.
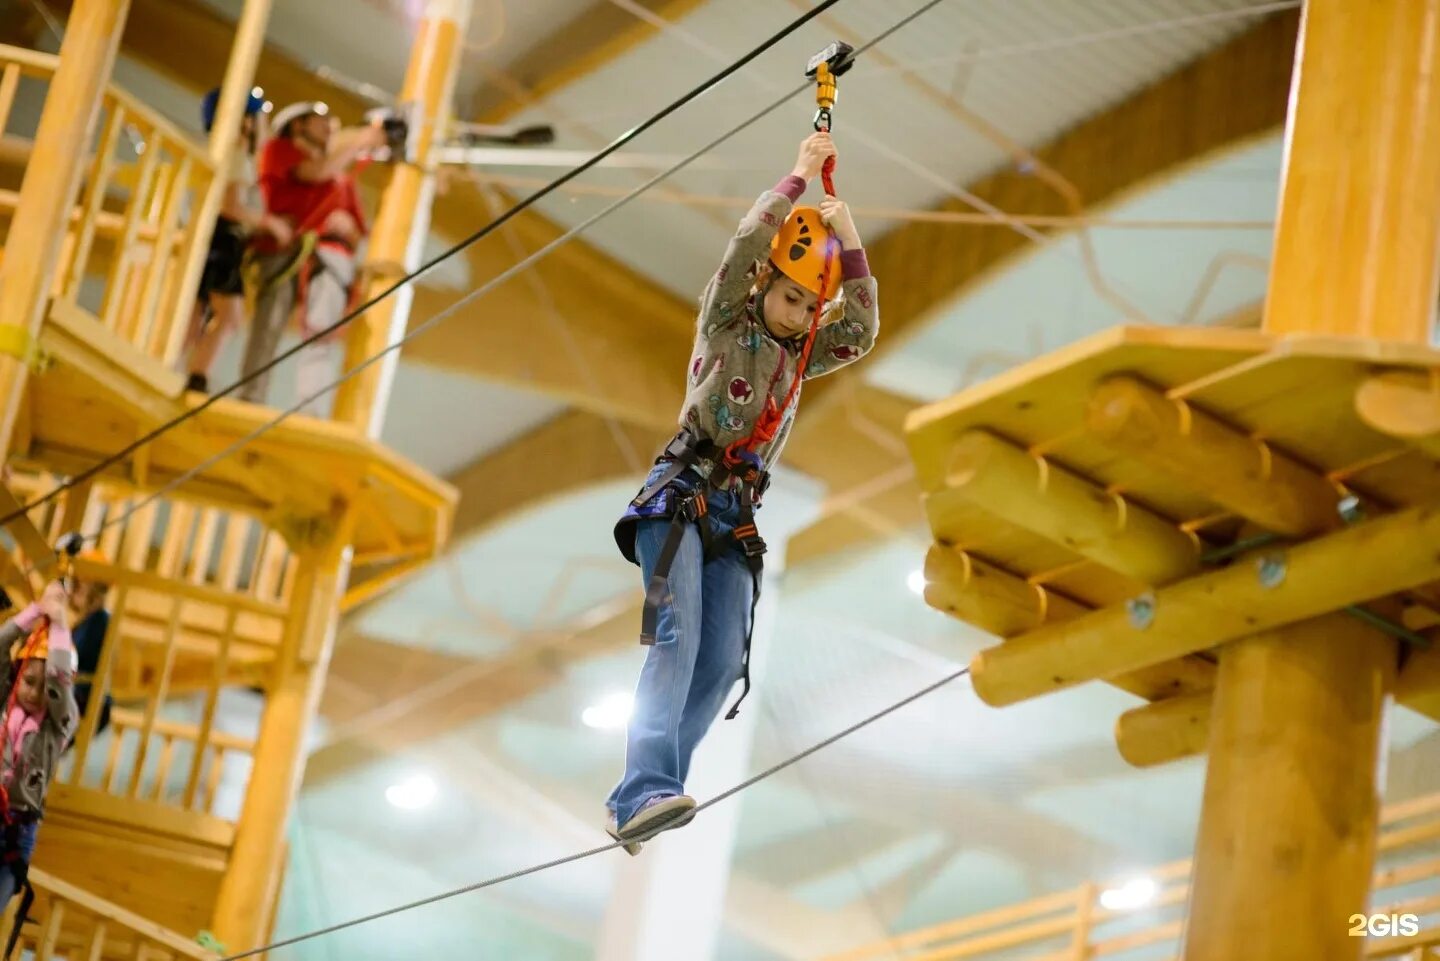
[44,783,235,848]
[30,868,216,959]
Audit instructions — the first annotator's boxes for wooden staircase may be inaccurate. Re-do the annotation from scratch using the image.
[0,23,455,959]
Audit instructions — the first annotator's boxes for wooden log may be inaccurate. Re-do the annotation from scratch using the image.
[1356,369,1440,461]
[945,429,1199,585]
[1115,692,1212,768]
[969,500,1440,707]
[1184,2,1440,958]
[924,544,1075,638]
[926,545,1213,700]
[1087,375,1340,537]
[1185,616,1393,961]
[331,0,468,434]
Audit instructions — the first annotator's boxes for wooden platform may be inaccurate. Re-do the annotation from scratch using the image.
[15,298,456,590]
[905,325,1440,710]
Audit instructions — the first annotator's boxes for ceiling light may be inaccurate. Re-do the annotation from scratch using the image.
[582,692,634,730]
[385,774,437,811]
[1099,876,1158,911]
[907,569,927,596]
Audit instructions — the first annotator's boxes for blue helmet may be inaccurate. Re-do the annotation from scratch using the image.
[201,86,268,132]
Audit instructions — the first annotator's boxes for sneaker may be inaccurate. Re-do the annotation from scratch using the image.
[616,794,697,845]
[606,813,643,857]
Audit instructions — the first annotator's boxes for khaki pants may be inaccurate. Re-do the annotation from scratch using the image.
[239,245,355,416]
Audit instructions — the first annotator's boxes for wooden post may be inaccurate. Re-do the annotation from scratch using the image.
[209,515,352,954]
[0,0,131,455]
[158,0,273,368]
[330,0,470,437]
[1181,2,1439,958]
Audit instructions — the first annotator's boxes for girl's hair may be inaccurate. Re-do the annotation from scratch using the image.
[752,261,846,327]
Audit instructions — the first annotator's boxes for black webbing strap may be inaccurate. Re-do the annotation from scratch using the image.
[3,879,30,961]
[725,484,766,720]
[640,493,706,645]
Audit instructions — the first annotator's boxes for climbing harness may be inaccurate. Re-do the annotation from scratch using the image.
[615,428,771,718]
[616,41,856,719]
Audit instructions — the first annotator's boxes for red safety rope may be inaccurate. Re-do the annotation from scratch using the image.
[723,153,839,468]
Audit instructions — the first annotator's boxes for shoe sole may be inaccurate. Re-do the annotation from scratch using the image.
[617,798,698,844]
[606,828,644,857]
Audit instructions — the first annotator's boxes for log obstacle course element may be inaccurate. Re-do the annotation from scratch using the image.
[906,327,1440,736]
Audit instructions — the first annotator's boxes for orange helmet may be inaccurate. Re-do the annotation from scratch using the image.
[769,206,841,299]
[11,621,48,662]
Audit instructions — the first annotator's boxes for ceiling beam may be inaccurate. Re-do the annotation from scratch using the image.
[446,408,655,538]
[470,0,708,122]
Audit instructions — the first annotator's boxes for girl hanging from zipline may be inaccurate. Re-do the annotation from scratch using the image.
[0,580,79,908]
[608,129,878,852]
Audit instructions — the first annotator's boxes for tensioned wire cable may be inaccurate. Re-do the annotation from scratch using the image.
[0,0,855,528]
[218,665,971,960]
[57,0,954,541]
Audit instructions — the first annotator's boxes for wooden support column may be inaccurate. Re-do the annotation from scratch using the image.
[1182,2,1440,959]
[210,514,352,954]
[330,0,470,437]
[0,0,130,455]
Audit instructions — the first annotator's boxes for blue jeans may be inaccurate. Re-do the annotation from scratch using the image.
[0,818,37,907]
[608,467,757,827]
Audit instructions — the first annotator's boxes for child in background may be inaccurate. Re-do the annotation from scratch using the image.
[0,581,79,906]
[182,86,294,395]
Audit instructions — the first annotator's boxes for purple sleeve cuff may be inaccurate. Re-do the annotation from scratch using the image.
[773,175,806,203]
[840,248,871,280]
[13,603,42,633]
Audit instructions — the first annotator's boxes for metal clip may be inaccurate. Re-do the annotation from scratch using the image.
[1126,593,1156,630]
[1256,553,1287,588]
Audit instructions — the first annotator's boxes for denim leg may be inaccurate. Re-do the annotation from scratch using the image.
[607,517,705,827]
[675,546,755,785]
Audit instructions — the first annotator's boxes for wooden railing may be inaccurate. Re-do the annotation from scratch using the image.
[3,867,218,961]
[1,469,297,822]
[826,793,1440,961]
[0,43,219,371]
[75,707,255,818]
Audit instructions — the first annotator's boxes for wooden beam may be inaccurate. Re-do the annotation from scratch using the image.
[469,0,708,122]
[447,409,654,538]
[969,500,1440,708]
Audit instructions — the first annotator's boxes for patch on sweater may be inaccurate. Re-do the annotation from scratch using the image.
[684,405,700,427]
[854,285,873,309]
[737,329,762,353]
[707,395,746,432]
[760,212,779,227]
[716,263,728,284]
[829,344,862,363]
[728,377,756,406]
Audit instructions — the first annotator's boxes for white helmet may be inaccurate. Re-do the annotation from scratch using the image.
[271,100,329,136]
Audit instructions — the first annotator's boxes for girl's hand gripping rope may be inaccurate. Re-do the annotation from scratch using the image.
[791,131,836,182]
[818,195,860,250]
